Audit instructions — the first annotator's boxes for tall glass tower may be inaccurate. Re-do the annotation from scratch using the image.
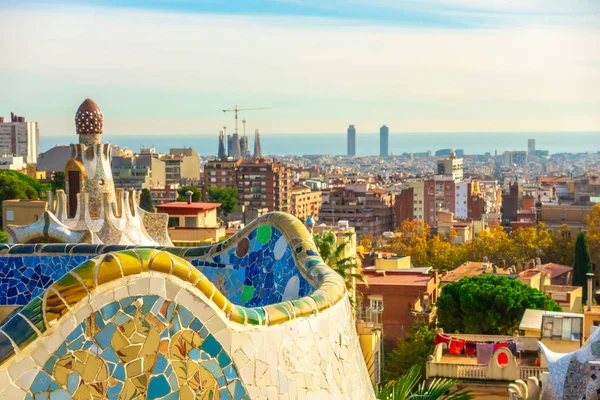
[347,125,356,156]
[380,125,389,157]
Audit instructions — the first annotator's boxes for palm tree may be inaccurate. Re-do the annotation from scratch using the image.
[313,230,366,303]
[378,365,473,400]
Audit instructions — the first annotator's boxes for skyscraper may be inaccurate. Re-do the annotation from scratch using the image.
[528,139,536,156]
[347,125,356,156]
[379,125,389,157]
[253,129,262,159]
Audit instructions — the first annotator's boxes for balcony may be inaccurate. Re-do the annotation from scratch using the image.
[356,307,382,330]
[426,334,547,382]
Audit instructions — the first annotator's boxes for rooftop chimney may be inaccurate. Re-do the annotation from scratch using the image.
[587,272,594,311]
[186,190,193,205]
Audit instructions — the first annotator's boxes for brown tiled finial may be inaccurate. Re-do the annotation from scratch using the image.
[75,98,103,135]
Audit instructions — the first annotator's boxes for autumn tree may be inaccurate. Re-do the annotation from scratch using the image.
[464,226,511,266]
[385,219,430,267]
[426,233,468,271]
[509,223,553,265]
[546,224,575,266]
[437,274,562,335]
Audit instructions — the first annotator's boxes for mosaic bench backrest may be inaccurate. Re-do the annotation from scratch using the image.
[0,214,314,308]
[0,212,368,399]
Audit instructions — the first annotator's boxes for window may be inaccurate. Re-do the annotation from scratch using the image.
[370,297,383,311]
[184,217,197,227]
[5,210,13,221]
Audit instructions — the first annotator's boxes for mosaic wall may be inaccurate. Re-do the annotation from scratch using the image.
[0,212,374,398]
[26,295,248,400]
[0,224,312,308]
[513,328,600,399]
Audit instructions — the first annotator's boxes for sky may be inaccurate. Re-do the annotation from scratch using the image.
[0,0,599,136]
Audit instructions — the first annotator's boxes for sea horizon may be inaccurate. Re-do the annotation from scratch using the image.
[39,131,600,157]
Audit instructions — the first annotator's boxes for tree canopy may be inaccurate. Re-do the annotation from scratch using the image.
[384,322,437,382]
[385,220,576,271]
[573,231,592,304]
[313,230,364,306]
[139,188,155,213]
[0,172,39,227]
[177,186,201,202]
[206,186,238,215]
[437,274,561,335]
[0,170,50,198]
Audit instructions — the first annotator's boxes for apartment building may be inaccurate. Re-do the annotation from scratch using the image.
[0,113,39,164]
[204,159,241,190]
[289,185,322,222]
[237,158,292,212]
[319,183,394,236]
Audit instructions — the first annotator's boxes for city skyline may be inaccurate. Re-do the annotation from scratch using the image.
[1,1,599,135]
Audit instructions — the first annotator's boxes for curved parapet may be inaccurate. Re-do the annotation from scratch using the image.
[0,212,374,399]
[5,211,92,244]
[535,327,600,399]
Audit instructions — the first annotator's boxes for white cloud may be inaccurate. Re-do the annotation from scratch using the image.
[0,4,598,134]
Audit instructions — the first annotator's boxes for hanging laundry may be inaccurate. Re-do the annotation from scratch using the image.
[476,343,494,365]
[507,341,517,356]
[515,341,525,352]
[435,333,450,345]
[465,341,476,356]
[449,339,466,355]
[494,342,509,352]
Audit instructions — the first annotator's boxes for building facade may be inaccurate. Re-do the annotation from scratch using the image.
[204,159,241,190]
[0,113,39,164]
[290,185,322,222]
[237,158,292,212]
[356,267,439,345]
[319,183,394,236]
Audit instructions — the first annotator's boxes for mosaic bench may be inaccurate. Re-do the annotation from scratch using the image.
[0,212,374,399]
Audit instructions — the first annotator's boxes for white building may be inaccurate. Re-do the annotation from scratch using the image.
[0,113,39,164]
[455,182,469,220]
[436,151,463,182]
[0,155,25,170]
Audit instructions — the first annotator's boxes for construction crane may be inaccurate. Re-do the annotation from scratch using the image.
[222,106,270,134]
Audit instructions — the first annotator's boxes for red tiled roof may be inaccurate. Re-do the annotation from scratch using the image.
[156,202,220,211]
[361,271,433,287]
[542,263,573,279]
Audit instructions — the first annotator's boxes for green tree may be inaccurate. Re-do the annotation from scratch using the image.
[177,186,201,202]
[0,170,51,198]
[139,188,155,213]
[573,231,592,304]
[313,230,365,304]
[437,274,561,335]
[0,231,8,244]
[51,171,66,192]
[206,186,238,215]
[384,322,436,382]
[378,365,473,400]
[587,204,600,283]
[0,173,39,226]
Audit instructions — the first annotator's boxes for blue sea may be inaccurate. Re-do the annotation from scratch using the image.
[39,132,599,156]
